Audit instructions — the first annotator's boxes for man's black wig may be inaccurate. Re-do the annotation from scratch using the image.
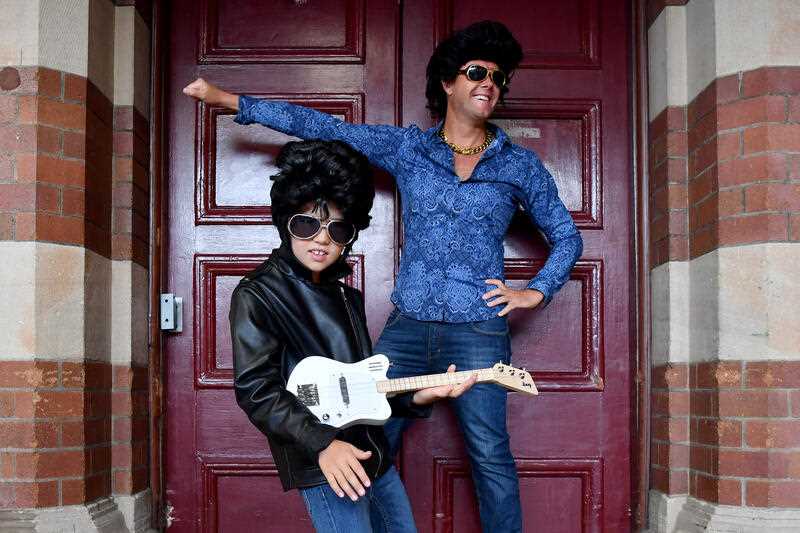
[270,140,374,254]
[425,20,523,120]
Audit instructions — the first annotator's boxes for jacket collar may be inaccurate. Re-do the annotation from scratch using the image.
[271,243,352,284]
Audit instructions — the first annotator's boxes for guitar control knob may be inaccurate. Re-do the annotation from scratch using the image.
[322,414,330,421]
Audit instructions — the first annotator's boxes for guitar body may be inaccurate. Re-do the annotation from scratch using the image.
[286,354,393,429]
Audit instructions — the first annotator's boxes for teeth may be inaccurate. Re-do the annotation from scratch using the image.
[474,95,489,101]
[311,250,327,256]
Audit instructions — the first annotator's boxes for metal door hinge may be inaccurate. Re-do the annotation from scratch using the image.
[160,293,183,332]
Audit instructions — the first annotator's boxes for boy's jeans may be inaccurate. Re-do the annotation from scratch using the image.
[374,308,523,533]
[299,466,417,533]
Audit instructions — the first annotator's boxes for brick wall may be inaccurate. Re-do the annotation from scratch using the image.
[652,361,800,507]
[649,65,800,510]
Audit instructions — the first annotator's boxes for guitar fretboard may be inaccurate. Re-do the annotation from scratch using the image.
[376,368,495,394]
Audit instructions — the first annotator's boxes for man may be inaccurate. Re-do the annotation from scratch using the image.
[186,20,582,532]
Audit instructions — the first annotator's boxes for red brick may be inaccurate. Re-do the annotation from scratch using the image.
[61,188,85,217]
[36,154,85,186]
[36,184,60,213]
[747,362,800,388]
[0,94,16,123]
[35,213,84,246]
[0,124,37,153]
[0,360,59,387]
[652,391,690,416]
[113,131,133,156]
[36,68,61,99]
[718,213,788,246]
[792,391,800,416]
[0,452,14,478]
[693,418,742,447]
[743,123,800,153]
[666,131,688,157]
[33,390,85,417]
[12,480,59,508]
[62,478,87,505]
[15,450,85,478]
[690,195,718,231]
[35,125,61,155]
[62,131,85,159]
[0,183,35,211]
[743,67,800,98]
[691,473,741,505]
[37,98,85,130]
[688,83,716,128]
[15,153,36,182]
[0,390,13,416]
[792,215,800,241]
[64,74,86,102]
[691,361,743,388]
[718,189,744,218]
[745,183,800,212]
[0,421,58,448]
[747,480,800,507]
[746,420,800,448]
[650,466,689,495]
[0,213,12,239]
[114,470,133,494]
[717,95,786,130]
[689,166,717,205]
[14,212,35,240]
[718,152,787,187]
[61,418,110,447]
[652,363,689,389]
[790,95,800,122]
[17,95,37,123]
[769,452,800,479]
[717,450,769,478]
[88,391,112,417]
[718,390,789,417]
[114,107,134,131]
[689,110,717,150]
[717,132,741,161]
[90,445,112,474]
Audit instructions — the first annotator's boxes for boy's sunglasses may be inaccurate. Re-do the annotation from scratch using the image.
[288,214,356,246]
[458,64,508,87]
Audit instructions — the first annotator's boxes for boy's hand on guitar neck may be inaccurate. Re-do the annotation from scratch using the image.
[318,440,372,501]
[411,364,477,406]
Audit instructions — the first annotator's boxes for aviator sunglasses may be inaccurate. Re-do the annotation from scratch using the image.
[287,213,357,246]
[458,64,508,87]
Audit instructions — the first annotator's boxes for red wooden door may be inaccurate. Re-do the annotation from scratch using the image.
[164,1,632,532]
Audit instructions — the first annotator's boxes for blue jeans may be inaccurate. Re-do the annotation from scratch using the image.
[374,309,522,533]
[299,466,417,533]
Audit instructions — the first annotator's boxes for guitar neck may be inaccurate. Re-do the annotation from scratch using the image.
[376,368,495,395]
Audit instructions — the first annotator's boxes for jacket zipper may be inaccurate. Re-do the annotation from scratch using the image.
[339,286,382,478]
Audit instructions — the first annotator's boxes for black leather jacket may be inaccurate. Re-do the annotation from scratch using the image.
[229,245,428,491]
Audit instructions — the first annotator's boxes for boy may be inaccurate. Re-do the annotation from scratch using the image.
[229,140,474,533]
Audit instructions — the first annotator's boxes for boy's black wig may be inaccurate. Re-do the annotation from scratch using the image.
[270,140,374,256]
[425,20,523,120]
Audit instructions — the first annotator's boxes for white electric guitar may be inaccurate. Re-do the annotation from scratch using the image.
[286,354,537,429]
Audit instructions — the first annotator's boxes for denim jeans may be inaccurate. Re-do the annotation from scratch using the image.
[374,308,523,533]
[299,466,417,533]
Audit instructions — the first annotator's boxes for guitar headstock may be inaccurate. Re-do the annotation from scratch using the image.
[491,363,538,395]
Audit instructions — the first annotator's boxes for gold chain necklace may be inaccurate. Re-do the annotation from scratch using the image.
[438,128,495,155]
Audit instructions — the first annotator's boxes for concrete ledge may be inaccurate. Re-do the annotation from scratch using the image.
[0,496,131,532]
[114,489,153,532]
[649,490,800,532]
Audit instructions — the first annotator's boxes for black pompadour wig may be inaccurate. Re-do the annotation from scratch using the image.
[270,140,374,253]
[425,20,523,119]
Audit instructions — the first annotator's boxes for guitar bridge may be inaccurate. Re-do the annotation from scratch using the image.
[296,383,319,406]
[339,375,349,406]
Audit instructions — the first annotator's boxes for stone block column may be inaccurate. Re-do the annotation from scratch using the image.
[647,1,800,531]
[0,1,152,531]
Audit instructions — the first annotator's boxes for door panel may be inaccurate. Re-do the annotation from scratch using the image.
[165,1,632,531]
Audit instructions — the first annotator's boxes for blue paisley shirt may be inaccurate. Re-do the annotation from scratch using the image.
[235,95,583,323]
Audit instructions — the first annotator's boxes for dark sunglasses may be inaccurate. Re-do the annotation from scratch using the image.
[287,214,356,246]
[458,64,508,87]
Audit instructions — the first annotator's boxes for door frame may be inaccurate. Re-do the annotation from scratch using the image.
[146,1,653,530]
